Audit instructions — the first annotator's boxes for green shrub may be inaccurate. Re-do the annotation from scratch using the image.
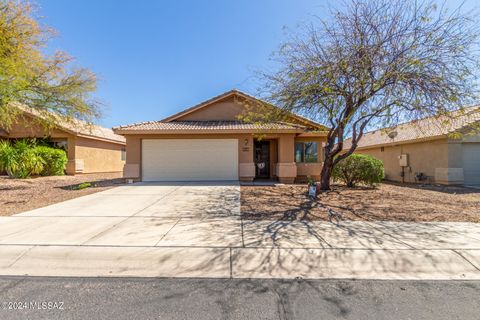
[35,146,67,176]
[74,182,92,190]
[332,154,384,187]
[0,139,44,178]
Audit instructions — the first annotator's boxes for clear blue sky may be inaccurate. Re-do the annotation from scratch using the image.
[37,0,325,128]
[37,0,474,128]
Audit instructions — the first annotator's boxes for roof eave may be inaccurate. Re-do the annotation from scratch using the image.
[297,131,328,137]
[348,134,448,151]
[14,104,125,144]
[76,133,126,145]
[113,128,306,135]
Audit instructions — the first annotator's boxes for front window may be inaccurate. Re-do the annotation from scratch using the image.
[295,142,318,163]
[295,143,304,162]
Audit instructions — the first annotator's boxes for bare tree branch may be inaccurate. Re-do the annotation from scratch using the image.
[261,0,479,190]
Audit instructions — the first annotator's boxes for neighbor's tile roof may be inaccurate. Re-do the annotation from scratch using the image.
[114,120,307,132]
[344,106,480,149]
[60,120,126,143]
[14,103,126,144]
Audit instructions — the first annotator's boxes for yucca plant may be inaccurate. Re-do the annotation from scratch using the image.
[0,139,44,178]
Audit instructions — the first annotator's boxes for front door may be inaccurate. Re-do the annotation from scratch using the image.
[254,140,270,178]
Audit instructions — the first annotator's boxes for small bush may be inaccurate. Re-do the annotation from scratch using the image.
[35,146,67,176]
[332,154,384,187]
[74,182,92,190]
[0,139,44,178]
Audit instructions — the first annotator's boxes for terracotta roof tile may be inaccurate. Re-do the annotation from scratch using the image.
[160,89,328,130]
[114,120,307,132]
[61,121,126,143]
[344,106,480,149]
[14,103,126,144]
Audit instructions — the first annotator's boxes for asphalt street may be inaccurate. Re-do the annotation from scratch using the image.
[0,277,478,320]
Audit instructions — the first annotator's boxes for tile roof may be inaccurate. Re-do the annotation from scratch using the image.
[114,120,307,132]
[344,106,480,149]
[160,89,328,130]
[61,120,126,143]
[14,103,126,144]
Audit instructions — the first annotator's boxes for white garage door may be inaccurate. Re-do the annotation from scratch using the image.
[463,143,480,186]
[142,139,238,181]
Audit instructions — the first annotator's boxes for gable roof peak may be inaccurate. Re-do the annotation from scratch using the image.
[161,89,252,122]
[160,89,328,130]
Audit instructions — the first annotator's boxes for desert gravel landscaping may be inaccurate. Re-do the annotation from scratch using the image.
[0,173,124,216]
[241,182,480,222]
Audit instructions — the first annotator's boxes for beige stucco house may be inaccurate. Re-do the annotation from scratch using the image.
[344,107,480,186]
[1,107,126,175]
[113,90,328,183]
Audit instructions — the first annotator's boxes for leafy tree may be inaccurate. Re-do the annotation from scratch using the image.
[261,0,479,190]
[0,0,100,129]
[332,154,384,187]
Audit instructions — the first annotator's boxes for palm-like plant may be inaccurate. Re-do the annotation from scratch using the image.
[0,140,16,176]
[0,139,44,178]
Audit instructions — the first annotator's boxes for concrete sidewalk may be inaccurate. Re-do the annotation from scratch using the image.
[1,219,479,279]
[0,182,479,279]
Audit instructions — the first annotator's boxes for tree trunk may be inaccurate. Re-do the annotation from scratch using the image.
[320,156,334,191]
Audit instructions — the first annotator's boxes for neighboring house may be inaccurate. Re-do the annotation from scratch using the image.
[344,107,480,186]
[113,90,328,183]
[0,107,126,175]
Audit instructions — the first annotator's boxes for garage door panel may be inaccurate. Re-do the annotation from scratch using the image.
[142,139,238,181]
[463,143,480,186]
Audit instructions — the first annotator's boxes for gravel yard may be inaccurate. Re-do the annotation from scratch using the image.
[241,182,480,222]
[0,173,125,216]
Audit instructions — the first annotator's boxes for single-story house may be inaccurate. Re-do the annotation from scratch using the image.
[113,90,328,183]
[344,107,480,186]
[0,106,126,175]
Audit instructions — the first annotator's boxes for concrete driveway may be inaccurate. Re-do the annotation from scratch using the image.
[0,181,479,279]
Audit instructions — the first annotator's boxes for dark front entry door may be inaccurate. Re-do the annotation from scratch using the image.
[254,140,270,178]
